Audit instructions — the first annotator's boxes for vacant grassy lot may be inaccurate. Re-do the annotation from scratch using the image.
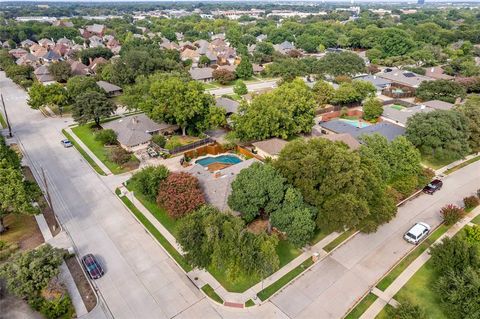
[71,125,139,174]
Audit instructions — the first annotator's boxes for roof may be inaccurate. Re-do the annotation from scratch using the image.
[320,119,405,142]
[70,61,90,76]
[36,73,55,83]
[354,74,392,90]
[20,39,36,47]
[86,24,105,34]
[189,67,214,80]
[382,104,433,126]
[96,81,122,93]
[102,114,177,147]
[377,68,433,88]
[181,48,200,60]
[252,138,289,157]
[319,133,361,150]
[34,65,50,75]
[252,64,264,73]
[421,100,454,111]
[215,97,239,114]
[424,67,454,80]
[42,50,62,61]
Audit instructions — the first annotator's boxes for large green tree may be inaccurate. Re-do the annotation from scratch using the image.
[406,110,470,161]
[66,75,102,103]
[72,91,116,126]
[232,78,315,140]
[317,51,366,77]
[362,98,384,121]
[130,165,169,202]
[458,96,480,152]
[416,79,467,104]
[312,80,335,107]
[235,56,253,79]
[48,61,72,83]
[377,28,415,57]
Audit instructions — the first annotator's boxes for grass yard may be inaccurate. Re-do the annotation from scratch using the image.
[257,258,314,301]
[445,155,480,175]
[323,229,356,253]
[421,155,455,170]
[276,239,302,268]
[344,293,378,319]
[62,129,106,175]
[310,228,329,245]
[201,284,223,304]
[376,224,449,291]
[0,111,6,128]
[393,260,448,319]
[1,214,44,254]
[116,189,192,272]
[245,299,255,307]
[375,304,395,319]
[471,214,480,225]
[71,124,139,174]
[208,265,259,293]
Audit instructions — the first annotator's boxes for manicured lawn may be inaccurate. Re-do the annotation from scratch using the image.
[393,260,448,319]
[0,111,6,128]
[126,181,178,236]
[245,299,255,307]
[323,229,356,253]
[257,258,314,301]
[116,190,192,272]
[71,124,139,174]
[375,304,394,319]
[201,284,223,304]
[471,214,480,225]
[207,266,259,293]
[310,228,329,245]
[62,129,106,176]
[223,93,243,101]
[344,293,378,319]
[203,82,220,89]
[276,239,302,268]
[376,224,449,291]
[445,155,480,175]
[421,155,454,170]
[0,214,44,257]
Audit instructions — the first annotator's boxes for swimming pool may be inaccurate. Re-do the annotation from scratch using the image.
[195,154,242,167]
[339,118,372,128]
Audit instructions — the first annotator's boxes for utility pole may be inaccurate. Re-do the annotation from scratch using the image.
[1,94,12,137]
[41,167,53,209]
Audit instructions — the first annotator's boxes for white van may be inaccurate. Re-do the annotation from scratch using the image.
[404,222,431,245]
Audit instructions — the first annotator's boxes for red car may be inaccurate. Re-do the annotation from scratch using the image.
[82,254,104,279]
[423,179,443,195]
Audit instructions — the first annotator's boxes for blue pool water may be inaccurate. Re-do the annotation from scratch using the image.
[339,118,372,128]
[196,154,242,167]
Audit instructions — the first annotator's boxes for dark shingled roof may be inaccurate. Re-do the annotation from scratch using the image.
[320,119,405,142]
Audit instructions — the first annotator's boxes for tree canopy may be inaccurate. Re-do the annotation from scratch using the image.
[416,79,467,104]
[317,51,366,77]
[72,90,116,126]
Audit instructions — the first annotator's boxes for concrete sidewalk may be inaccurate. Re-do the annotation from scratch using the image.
[360,207,480,319]
[436,153,480,175]
[64,127,112,175]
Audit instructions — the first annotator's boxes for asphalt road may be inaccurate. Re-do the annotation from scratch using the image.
[2,70,479,319]
[208,79,277,96]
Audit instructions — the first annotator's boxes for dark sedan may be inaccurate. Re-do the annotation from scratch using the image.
[423,179,443,195]
[82,254,104,279]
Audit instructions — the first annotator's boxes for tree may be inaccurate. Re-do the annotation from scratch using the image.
[95,129,117,145]
[406,110,470,161]
[441,204,465,226]
[0,163,38,233]
[72,91,116,126]
[130,165,169,202]
[362,98,384,121]
[232,78,315,140]
[213,68,236,85]
[430,237,480,277]
[66,75,102,102]
[317,52,366,77]
[0,135,21,169]
[48,61,71,83]
[457,96,480,152]
[377,28,415,57]
[387,300,427,319]
[331,82,363,105]
[0,244,64,298]
[228,163,286,223]
[198,55,210,67]
[108,146,132,165]
[233,80,248,96]
[270,188,316,248]
[157,172,205,219]
[27,83,68,111]
[235,56,253,79]
[416,80,466,103]
[312,80,335,107]
[79,47,113,65]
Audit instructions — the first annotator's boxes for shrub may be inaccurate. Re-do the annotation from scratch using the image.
[362,98,384,121]
[464,195,479,210]
[152,135,166,148]
[387,299,427,319]
[95,129,117,145]
[391,175,418,199]
[440,204,465,225]
[334,75,352,84]
[130,166,169,202]
[464,225,480,244]
[340,106,349,117]
[212,68,236,85]
[40,295,72,319]
[157,172,206,219]
[430,237,480,276]
[164,136,183,150]
[108,146,132,165]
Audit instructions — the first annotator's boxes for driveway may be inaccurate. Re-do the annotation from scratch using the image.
[271,160,480,318]
[208,80,277,96]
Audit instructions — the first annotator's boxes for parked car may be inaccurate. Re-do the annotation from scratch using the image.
[423,179,443,194]
[61,139,73,148]
[404,222,431,245]
[82,254,104,279]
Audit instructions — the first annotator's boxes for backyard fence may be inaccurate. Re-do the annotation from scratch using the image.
[382,99,416,108]
[151,136,215,156]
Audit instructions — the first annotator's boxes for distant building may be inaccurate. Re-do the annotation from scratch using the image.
[417,0,425,5]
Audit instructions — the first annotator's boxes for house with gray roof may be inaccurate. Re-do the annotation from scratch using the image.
[252,138,288,159]
[96,81,122,96]
[102,114,178,150]
[42,50,62,63]
[377,68,434,88]
[382,104,433,126]
[20,39,36,48]
[420,100,454,111]
[320,119,405,142]
[319,133,360,150]
[215,97,239,116]
[34,65,55,84]
[256,34,267,42]
[274,41,295,55]
[189,67,214,82]
[354,74,392,92]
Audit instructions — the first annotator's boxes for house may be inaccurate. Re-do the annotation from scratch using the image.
[421,100,455,111]
[56,37,73,47]
[256,34,267,42]
[102,114,178,151]
[424,67,454,80]
[89,57,108,74]
[381,104,432,127]
[52,44,70,57]
[180,48,200,63]
[38,38,55,48]
[189,67,214,82]
[274,41,296,55]
[85,24,106,37]
[189,158,260,211]
[354,74,392,92]
[252,138,288,159]
[34,65,55,84]
[96,81,122,97]
[16,53,38,66]
[252,64,265,74]
[20,39,36,48]
[42,50,62,64]
[319,133,361,150]
[69,60,91,76]
[320,119,405,142]
[9,48,28,59]
[53,20,74,28]
[215,97,239,116]
[377,68,434,88]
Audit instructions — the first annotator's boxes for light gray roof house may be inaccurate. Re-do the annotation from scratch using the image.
[215,97,240,115]
[320,119,405,142]
[252,138,289,158]
[319,133,361,150]
[354,74,392,91]
[377,68,434,88]
[189,67,214,81]
[102,114,178,148]
[96,81,122,95]
[421,100,454,111]
[382,104,433,126]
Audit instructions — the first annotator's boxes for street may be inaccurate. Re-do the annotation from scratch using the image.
[208,79,277,96]
[2,70,479,319]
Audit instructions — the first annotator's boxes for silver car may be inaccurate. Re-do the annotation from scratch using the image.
[404,222,431,245]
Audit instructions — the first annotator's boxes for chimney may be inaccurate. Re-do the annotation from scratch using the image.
[431,67,434,72]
